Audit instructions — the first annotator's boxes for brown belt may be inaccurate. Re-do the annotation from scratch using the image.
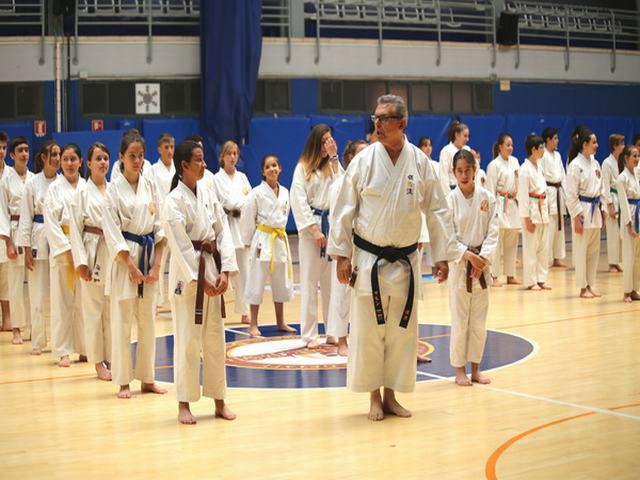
[466,245,487,293]
[10,215,19,222]
[83,225,103,236]
[192,240,225,324]
[223,208,241,218]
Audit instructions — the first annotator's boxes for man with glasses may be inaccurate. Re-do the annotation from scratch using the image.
[328,95,456,421]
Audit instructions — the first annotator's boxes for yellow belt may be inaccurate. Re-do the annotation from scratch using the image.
[61,225,75,289]
[256,224,292,279]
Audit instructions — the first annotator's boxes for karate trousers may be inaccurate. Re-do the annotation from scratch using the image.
[50,253,85,358]
[298,237,331,343]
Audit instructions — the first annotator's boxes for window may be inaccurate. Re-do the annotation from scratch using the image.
[431,82,452,113]
[0,83,43,120]
[254,79,291,114]
[452,82,472,113]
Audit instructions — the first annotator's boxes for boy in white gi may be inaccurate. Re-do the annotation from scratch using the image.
[566,129,605,299]
[0,136,34,345]
[615,145,640,302]
[102,132,167,398]
[328,95,456,421]
[487,133,521,287]
[447,149,498,386]
[17,141,60,354]
[69,142,112,380]
[518,134,551,290]
[540,127,568,268]
[214,141,252,325]
[44,144,87,367]
[602,134,625,273]
[163,139,237,424]
[240,154,295,337]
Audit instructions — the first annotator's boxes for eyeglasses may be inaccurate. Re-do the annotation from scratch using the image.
[371,114,403,124]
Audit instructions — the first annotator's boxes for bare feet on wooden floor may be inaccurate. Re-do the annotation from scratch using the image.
[277,323,296,333]
[368,390,384,421]
[552,259,567,268]
[506,276,521,285]
[11,329,22,344]
[306,339,320,349]
[118,385,132,399]
[455,368,472,386]
[142,382,168,395]
[491,277,502,287]
[214,399,236,420]
[240,315,250,325]
[178,402,197,424]
[337,337,349,357]
[248,326,261,337]
[382,388,411,418]
[58,355,71,368]
[95,362,112,381]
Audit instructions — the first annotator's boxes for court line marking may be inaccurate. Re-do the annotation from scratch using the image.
[499,307,640,330]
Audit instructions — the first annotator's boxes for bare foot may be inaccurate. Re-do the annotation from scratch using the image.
[31,347,42,356]
[248,326,261,337]
[11,329,23,344]
[325,335,338,346]
[630,291,640,301]
[616,265,624,272]
[527,284,542,291]
[118,385,132,399]
[277,324,296,333]
[416,354,432,363]
[580,288,595,299]
[491,277,502,287]
[455,371,472,386]
[178,402,197,424]
[95,362,112,381]
[552,259,567,268]
[368,390,384,421]
[214,399,237,420]
[471,373,491,384]
[78,354,88,363]
[587,286,601,298]
[58,355,71,368]
[142,382,168,395]
[382,388,411,417]
[624,294,632,303]
[337,337,349,357]
[240,315,250,325]
[306,339,320,349]
[1,323,12,332]
[538,283,552,290]
[506,276,521,285]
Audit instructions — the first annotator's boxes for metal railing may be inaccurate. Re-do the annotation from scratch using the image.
[0,0,45,64]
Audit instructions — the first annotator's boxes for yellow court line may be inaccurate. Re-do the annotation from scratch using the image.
[485,403,640,479]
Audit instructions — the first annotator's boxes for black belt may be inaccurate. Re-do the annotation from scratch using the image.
[546,181,562,231]
[466,245,487,293]
[353,233,417,329]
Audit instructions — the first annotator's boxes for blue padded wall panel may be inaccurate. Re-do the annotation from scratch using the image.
[309,115,367,155]
[53,130,126,179]
[573,116,635,159]
[142,117,200,163]
[504,114,575,162]
[459,115,507,170]
[405,115,452,160]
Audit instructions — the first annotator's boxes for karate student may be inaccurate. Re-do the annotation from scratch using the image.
[163,139,237,424]
[439,120,470,193]
[17,141,60,354]
[328,95,456,421]
[447,149,498,386]
[214,141,251,325]
[102,132,167,398]
[240,154,295,337]
[0,136,34,345]
[565,129,604,299]
[486,133,521,287]
[0,131,12,333]
[471,148,488,189]
[540,127,568,268]
[44,144,86,367]
[110,129,152,182]
[602,134,625,273]
[327,140,367,356]
[68,142,112,380]
[291,124,342,348]
[517,134,551,290]
[615,145,640,302]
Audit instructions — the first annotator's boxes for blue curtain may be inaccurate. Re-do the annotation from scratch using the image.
[200,0,262,159]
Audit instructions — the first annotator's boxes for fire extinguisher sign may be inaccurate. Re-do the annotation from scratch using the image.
[34,120,46,137]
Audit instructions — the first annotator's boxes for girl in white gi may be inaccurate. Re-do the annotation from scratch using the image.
[0,131,10,334]
[566,129,604,299]
[615,145,640,302]
[109,129,152,182]
[517,134,551,290]
[163,139,237,424]
[17,141,60,354]
[240,154,295,337]
[447,149,498,386]
[68,142,112,381]
[602,134,625,273]
[540,127,568,268]
[44,144,87,367]
[102,132,167,398]
[291,124,341,348]
[214,141,251,325]
[471,148,488,189]
[486,133,521,287]
[327,140,367,356]
[439,120,470,193]
[0,136,34,345]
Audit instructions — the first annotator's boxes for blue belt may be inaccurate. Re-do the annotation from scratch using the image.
[579,195,600,221]
[122,231,154,298]
[311,207,330,258]
[449,184,456,190]
[33,214,44,223]
[629,198,640,233]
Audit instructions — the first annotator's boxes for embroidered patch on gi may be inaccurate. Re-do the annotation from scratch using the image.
[406,174,415,195]
[595,169,601,178]
[174,281,184,295]
[148,202,156,215]
[480,199,489,212]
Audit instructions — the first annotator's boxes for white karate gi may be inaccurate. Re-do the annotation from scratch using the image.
[44,176,86,359]
[240,181,294,305]
[565,153,605,289]
[0,167,34,330]
[110,158,152,182]
[446,186,498,368]
[102,174,164,386]
[328,140,456,393]
[290,163,339,343]
[68,179,112,365]
[163,181,237,403]
[616,169,640,293]
[16,172,57,350]
[327,175,350,339]
[517,159,550,286]
[486,155,521,278]
[214,169,252,317]
[540,147,567,262]
[0,166,10,300]
[602,153,622,265]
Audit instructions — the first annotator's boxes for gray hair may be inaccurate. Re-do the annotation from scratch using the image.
[376,94,408,119]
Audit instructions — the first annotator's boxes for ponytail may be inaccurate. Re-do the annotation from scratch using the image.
[171,139,200,191]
